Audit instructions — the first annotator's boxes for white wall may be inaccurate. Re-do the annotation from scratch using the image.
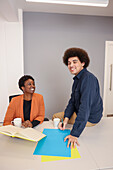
[103,41,113,116]
[0,9,24,122]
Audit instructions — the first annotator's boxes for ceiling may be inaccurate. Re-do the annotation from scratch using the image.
[0,0,113,21]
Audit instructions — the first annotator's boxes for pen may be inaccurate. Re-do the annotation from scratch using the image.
[61,119,64,128]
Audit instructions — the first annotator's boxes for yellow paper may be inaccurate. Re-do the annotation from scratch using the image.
[41,147,81,162]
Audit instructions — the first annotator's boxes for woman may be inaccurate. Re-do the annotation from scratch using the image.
[3,75,45,128]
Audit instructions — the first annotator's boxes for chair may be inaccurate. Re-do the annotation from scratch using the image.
[9,94,20,103]
[9,95,49,121]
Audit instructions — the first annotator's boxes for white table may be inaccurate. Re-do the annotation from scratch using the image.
[0,118,113,170]
[81,117,113,170]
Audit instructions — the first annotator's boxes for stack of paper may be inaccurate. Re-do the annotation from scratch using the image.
[33,129,81,162]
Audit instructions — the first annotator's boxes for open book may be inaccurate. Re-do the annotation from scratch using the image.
[0,125,46,142]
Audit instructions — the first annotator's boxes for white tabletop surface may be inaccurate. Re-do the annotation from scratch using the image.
[81,117,113,170]
[0,118,113,170]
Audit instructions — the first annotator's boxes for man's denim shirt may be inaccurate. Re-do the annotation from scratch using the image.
[64,68,103,137]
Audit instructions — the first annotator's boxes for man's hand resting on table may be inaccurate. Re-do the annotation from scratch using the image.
[58,117,80,148]
[64,135,80,149]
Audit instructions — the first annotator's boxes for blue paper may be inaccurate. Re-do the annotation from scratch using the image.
[33,129,71,157]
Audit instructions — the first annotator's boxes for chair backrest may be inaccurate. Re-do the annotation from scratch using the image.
[9,94,20,103]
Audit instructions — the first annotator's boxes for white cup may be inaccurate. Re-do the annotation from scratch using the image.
[53,118,60,128]
[13,118,22,127]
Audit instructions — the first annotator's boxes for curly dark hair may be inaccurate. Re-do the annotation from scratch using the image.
[18,75,35,91]
[63,48,90,68]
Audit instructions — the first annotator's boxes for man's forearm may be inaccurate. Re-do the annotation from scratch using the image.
[63,117,69,124]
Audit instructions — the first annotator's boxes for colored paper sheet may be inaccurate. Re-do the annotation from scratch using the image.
[33,129,71,157]
[41,146,81,162]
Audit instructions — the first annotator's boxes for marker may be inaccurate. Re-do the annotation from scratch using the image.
[61,119,64,128]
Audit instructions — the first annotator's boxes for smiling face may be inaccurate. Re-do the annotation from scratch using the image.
[21,79,35,94]
[68,56,85,76]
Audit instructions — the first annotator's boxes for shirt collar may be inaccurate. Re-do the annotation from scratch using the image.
[73,68,87,80]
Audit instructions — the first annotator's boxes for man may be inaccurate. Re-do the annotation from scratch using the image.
[53,47,103,148]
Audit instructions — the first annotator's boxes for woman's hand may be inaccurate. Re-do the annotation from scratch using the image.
[64,135,80,149]
[22,120,33,128]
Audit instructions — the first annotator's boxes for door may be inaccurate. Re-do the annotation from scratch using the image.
[103,41,113,116]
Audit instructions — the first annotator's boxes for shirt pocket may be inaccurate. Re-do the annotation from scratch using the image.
[74,89,80,108]
[74,89,80,98]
